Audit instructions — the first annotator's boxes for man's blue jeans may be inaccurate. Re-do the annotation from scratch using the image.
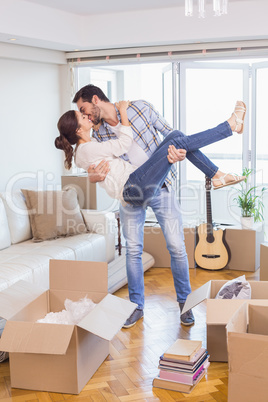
[123,121,232,206]
[120,188,191,309]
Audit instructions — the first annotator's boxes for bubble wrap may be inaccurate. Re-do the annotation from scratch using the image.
[37,296,96,325]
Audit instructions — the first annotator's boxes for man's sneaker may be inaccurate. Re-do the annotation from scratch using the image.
[123,308,144,328]
[179,302,195,326]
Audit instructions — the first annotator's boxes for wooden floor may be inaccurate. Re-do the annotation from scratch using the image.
[0,266,259,402]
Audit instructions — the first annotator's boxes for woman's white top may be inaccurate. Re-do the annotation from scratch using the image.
[75,123,137,202]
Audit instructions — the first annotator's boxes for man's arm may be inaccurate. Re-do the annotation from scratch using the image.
[88,160,110,183]
[167,145,186,163]
[147,102,173,137]
[147,103,186,163]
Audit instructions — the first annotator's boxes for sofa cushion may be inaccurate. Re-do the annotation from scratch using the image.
[21,188,87,242]
[0,198,11,250]
[0,191,32,244]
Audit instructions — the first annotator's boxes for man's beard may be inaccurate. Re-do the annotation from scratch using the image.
[91,105,101,125]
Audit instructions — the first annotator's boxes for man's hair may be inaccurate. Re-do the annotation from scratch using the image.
[73,84,110,104]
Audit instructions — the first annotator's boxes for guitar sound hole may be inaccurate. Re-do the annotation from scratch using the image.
[206,234,215,243]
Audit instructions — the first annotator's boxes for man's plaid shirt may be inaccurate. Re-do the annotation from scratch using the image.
[92,100,176,187]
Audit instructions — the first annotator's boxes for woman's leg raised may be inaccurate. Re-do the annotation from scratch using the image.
[123,120,232,205]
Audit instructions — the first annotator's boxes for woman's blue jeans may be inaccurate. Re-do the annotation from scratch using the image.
[123,121,232,206]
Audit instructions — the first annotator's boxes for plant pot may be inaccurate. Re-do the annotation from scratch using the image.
[240,216,254,229]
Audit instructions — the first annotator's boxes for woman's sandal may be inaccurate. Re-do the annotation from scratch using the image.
[212,173,246,190]
[233,101,246,134]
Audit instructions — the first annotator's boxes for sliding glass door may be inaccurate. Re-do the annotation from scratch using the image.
[252,62,268,186]
[178,62,250,187]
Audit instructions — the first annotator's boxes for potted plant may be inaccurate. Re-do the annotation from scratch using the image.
[233,168,267,229]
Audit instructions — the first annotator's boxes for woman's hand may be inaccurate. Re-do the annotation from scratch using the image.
[115,100,130,112]
[115,101,130,126]
[167,145,186,164]
[87,160,110,183]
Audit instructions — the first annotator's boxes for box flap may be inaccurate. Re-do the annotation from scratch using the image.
[248,304,268,335]
[250,281,268,298]
[226,302,248,334]
[181,281,211,314]
[207,299,246,325]
[77,294,137,341]
[0,281,46,320]
[49,260,107,293]
[0,321,75,354]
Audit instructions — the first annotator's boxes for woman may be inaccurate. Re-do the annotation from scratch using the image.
[55,100,246,207]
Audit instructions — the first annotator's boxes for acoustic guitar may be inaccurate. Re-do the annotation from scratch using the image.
[194,177,229,270]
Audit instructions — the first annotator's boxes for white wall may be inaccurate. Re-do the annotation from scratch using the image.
[0,54,69,192]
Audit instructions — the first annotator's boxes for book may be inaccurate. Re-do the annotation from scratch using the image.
[159,352,209,374]
[159,347,207,368]
[163,339,202,362]
[159,358,210,385]
[153,367,208,394]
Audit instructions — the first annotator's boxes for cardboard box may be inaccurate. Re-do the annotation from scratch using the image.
[224,224,264,272]
[61,174,116,211]
[0,260,136,394]
[260,243,268,281]
[61,174,93,209]
[182,279,268,362]
[144,226,196,268]
[226,303,268,402]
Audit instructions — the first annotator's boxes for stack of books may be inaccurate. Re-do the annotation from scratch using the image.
[153,339,210,393]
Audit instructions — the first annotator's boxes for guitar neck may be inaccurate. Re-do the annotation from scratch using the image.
[206,182,214,241]
[206,189,213,226]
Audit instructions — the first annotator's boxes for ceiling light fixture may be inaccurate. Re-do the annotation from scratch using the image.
[185,0,228,18]
[8,38,17,41]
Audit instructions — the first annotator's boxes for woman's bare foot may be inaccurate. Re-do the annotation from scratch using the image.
[212,170,246,190]
[227,101,246,134]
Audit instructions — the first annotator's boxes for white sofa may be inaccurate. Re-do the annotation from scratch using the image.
[0,191,116,292]
[0,190,154,294]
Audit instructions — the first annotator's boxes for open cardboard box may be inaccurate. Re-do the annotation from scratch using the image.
[181,279,268,362]
[226,302,268,402]
[0,260,136,394]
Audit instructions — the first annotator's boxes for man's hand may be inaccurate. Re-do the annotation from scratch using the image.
[167,145,186,164]
[87,160,110,183]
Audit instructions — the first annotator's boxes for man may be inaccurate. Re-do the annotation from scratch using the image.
[73,85,200,328]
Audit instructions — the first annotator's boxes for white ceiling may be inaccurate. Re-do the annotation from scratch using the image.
[0,0,268,54]
[20,0,184,15]
[20,0,247,15]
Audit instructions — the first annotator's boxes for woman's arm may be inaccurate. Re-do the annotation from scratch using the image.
[77,101,133,169]
[115,100,130,127]
[86,101,131,182]
[78,128,133,166]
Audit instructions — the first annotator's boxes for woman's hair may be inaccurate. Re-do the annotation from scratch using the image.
[55,110,80,170]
